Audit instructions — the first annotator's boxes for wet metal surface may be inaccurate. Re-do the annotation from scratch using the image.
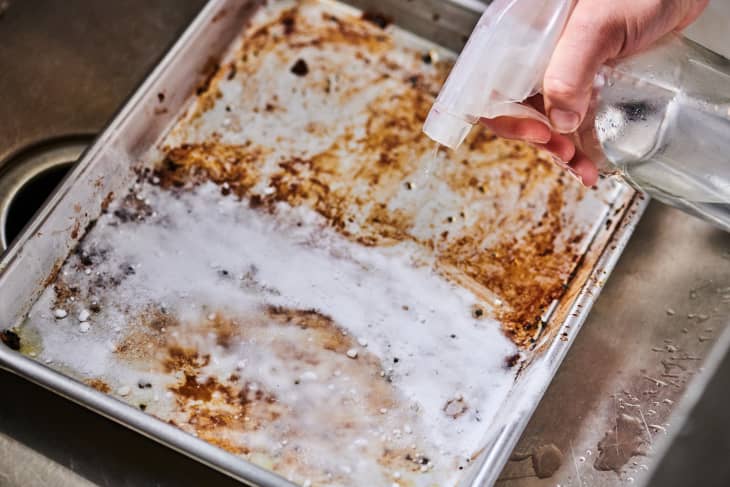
[0,0,207,163]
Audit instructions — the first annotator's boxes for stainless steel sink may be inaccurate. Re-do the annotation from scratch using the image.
[0,1,237,485]
[0,1,729,486]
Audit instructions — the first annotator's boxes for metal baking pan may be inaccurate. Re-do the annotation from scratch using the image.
[0,0,647,485]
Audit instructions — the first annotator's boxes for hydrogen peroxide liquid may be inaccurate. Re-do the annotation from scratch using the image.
[404,142,441,195]
[401,142,449,255]
[592,45,730,231]
[420,142,441,184]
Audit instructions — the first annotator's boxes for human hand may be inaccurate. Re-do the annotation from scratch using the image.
[481,0,709,186]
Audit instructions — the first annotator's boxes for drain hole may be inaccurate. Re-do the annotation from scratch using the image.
[5,163,72,245]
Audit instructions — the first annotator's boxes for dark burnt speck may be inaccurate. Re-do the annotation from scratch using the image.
[505,353,521,369]
[290,59,309,77]
[281,14,296,35]
[1,329,21,351]
[361,11,391,29]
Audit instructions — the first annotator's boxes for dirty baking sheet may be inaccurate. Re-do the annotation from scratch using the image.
[0,0,640,486]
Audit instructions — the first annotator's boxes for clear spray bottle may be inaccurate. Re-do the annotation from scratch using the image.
[423,0,730,232]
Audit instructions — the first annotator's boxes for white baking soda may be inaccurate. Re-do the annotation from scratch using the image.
[24,182,518,486]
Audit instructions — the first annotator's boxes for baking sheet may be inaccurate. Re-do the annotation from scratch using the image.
[0,1,643,486]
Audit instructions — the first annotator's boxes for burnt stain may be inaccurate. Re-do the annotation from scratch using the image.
[152,2,589,350]
[290,58,309,76]
[75,243,109,267]
[163,345,210,373]
[87,378,111,394]
[405,453,430,466]
[226,63,237,81]
[111,192,154,224]
[0,329,21,351]
[100,191,115,213]
[114,307,179,361]
[174,373,220,402]
[266,305,352,353]
[196,57,221,96]
[83,289,407,475]
[504,353,521,369]
[52,279,79,309]
[281,12,296,35]
[361,11,391,29]
[443,397,468,419]
[70,221,80,239]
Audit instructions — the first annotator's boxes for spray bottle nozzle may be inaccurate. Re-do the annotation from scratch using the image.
[423,108,475,149]
[423,0,574,150]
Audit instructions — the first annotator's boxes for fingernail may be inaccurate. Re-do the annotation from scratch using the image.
[549,109,580,133]
[567,168,584,185]
[550,154,569,169]
[526,135,550,145]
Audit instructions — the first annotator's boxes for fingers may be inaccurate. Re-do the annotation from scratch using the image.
[543,1,625,133]
[534,132,576,165]
[568,150,599,187]
[479,116,551,144]
[479,117,595,186]
[543,0,709,134]
[536,134,598,187]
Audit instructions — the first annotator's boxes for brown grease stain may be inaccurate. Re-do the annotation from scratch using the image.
[110,303,409,474]
[155,1,588,349]
[115,307,178,362]
[87,378,111,394]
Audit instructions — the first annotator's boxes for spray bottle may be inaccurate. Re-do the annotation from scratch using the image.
[423,0,730,231]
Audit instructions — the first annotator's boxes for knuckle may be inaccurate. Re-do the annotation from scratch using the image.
[570,5,627,52]
[542,76,581,100]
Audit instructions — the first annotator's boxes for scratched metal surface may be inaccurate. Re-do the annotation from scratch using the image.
[0,1,641,486]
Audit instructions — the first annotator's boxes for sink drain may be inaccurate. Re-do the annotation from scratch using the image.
[0,138,90,251]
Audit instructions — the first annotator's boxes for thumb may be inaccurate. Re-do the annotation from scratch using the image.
[543,1,626,133]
